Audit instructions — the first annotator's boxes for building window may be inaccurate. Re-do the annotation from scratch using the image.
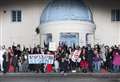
[111,9,120,21]
[12,10,22,22]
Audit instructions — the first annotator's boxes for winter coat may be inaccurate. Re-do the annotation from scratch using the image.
[46,64,53,73]
[80,60,89,69]
[112,53,120,65]
[54,60,59,69]
[100,47,106,62]
[93,54,102,62]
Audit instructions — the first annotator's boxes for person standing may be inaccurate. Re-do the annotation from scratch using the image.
[93,50,102,72]
[112,51,120,72]
[87,46,94,72]
[100,45,107,70]
[0,45,6,72]
[2,52,8,73]
[12,55,18,72]
[16,45,22,60]
[80,56,89,73]
[54,58,59,72]
[8,47,14,72]
[71,46,81,73]
[106,47,113,72]
[46,51,53,73]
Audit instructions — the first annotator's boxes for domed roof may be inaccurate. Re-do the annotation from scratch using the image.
[40,0,93,24]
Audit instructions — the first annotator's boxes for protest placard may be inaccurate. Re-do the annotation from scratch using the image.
[71,50,81,62]
[49,42,57,51]
[28,54,54,64]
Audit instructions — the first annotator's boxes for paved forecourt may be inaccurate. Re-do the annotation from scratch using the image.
[0,73,120,82]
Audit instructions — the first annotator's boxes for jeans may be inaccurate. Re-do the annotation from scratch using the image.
[113,65,120,72]
[93,61,101,72]
[0,60,3,71]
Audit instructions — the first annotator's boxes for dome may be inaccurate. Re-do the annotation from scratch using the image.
[40,0,93,24]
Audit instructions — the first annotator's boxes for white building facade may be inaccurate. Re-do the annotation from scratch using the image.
[0,0,120,48]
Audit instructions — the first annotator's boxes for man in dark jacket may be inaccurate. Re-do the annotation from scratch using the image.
[86,46,94,72]
[3,52,7,73]
[12,55,18,72]
[59,58,69,73]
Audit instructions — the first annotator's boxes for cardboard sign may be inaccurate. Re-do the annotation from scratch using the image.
[49,42,57,51]
[71,50,81,62]
[28,54,54,64]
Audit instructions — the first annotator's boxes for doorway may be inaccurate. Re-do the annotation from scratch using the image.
[60,33,79,47]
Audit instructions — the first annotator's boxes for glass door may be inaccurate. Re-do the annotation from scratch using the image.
[60,33,79,47]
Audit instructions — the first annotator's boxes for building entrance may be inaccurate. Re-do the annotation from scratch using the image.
[60,33,79,47]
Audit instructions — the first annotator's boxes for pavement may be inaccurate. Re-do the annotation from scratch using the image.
[1,73,120,78]
[0,73,120,82]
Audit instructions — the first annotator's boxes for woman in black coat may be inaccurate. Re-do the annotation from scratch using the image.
[59,58,69,73]
[87,47,94,72]
[3,52,8,73]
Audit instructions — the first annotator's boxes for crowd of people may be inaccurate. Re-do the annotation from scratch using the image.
[0,43,120,73]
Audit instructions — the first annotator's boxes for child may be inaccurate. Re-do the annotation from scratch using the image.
[54,58,59,72]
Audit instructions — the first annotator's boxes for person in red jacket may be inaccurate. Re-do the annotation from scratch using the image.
[80,56,89,73]
[46,64,53,73]
[46,51,53,73]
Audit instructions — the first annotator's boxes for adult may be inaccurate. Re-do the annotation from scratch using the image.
[93,50,102,72]
[0,45,6,72]
[71,46,81,72]
[87,46,94,72]
[54,58,59,72]
[106,47,113,72]
[8,47,14,72]
[80,56,89,73]
[16,44,22,60]
[112,51,120,72]
[100,45,107,70]
[46,51,54,73]
[59,58,69,73]
[2,52,8,73]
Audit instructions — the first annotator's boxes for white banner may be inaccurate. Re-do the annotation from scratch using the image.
[28,54,54,64]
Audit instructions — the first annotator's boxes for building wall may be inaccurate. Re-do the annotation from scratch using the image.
[85,0,120,45]
[0,0,46,48]
[0,0,120,48]
[0,8,3,46]
[40,21,95,47]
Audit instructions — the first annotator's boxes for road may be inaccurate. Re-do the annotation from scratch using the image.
[0,73,120,82]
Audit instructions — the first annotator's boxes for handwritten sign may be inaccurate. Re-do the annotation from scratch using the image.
[71,50,81,62]
[49,42,57,51]
[28,54,54,64]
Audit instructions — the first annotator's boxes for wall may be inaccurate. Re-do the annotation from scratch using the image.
[0,0,46,48]
[0,7,3,46]
[40,21,95,47]
[85,0,120,45]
